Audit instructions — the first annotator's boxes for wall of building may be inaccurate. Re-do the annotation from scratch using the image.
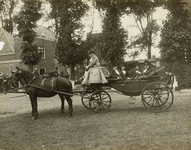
[0,36,57,75]
[0,37,25,75]
[32,38,57,73]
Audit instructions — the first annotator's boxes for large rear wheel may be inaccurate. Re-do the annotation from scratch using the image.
[141,82,174,113]
[89,90,112,112]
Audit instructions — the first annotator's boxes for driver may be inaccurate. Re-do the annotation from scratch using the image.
[86,50,100,70]
[81,50,107,85]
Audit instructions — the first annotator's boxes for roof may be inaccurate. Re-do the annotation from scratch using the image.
[0,28,14,54]
[34,26,56,41]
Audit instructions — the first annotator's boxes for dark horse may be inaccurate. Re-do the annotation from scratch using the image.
[11,67,73,119]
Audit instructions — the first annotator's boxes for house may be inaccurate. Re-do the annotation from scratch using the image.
[0,27,24,75]
[0,26,60,75]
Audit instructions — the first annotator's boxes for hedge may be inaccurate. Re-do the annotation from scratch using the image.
[173,63,191,89]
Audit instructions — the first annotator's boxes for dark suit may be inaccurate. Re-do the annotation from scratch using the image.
[110,69,122,78]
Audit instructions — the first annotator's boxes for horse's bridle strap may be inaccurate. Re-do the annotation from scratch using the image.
[27,76,36,87]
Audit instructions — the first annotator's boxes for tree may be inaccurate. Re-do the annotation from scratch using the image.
[95,0,128,68]
[49,0,88,80]
[0,0,18,34]
[159,1,191,64]
[127,1,161,59]
[15,0,42,72]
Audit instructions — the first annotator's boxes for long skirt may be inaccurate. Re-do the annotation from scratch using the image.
[81,67,108,85]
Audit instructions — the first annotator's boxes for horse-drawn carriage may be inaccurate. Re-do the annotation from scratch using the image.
[76,65,174,113]
[3,64,174,119]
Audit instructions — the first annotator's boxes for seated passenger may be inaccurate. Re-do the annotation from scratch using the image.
[142,61,152,75]
[111,66,121,79]
[121,66,130,79]
[135,65,142,76]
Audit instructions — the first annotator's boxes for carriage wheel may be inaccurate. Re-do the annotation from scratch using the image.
[158,70,174,86]
[141,82,174,113]
[89,90,112,112]
[81,92,92,109]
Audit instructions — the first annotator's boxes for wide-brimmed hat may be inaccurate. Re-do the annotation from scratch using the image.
[89,50,95,54]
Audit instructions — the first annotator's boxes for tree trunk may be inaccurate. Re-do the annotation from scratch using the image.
[69,62,75,80]
[148,44,151,59]
[27,64,33,73]
[148,31,152,59]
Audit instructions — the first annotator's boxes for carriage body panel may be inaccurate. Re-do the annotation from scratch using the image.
[107,78,159,96]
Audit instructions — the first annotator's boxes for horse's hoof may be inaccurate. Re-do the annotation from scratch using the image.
[60,110,65,114]
[32,116,37,120]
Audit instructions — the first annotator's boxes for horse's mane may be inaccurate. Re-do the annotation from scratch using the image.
[20,68,35,81]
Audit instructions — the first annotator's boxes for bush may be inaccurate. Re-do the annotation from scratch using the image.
[173,63,191,89]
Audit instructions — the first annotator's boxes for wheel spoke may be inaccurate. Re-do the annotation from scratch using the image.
[102,103,110,107]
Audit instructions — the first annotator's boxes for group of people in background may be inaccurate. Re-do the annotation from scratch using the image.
[33,68,69,79]
[111,60,152,80]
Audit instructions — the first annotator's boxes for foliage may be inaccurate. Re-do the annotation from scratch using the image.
[159,1,191,63]
[127,1,161,59]
[49,0,88,79]
[95,1,128,68]
[173,63,191,89]
[14,0,42,67]
[20,42,42,65]
[0,0,18,34]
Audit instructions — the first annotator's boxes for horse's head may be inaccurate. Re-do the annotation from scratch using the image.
[11,67,35,86]
[11,67,26,86]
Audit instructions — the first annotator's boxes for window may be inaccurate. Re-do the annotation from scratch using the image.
[40,68,46,75]
[38,46,45,59]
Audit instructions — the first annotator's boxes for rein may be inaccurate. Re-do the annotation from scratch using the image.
[5,76,36,94]
[20,75,74,96]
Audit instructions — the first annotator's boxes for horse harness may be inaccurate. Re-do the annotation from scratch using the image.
[40,77,55,90]
[18,76,55,92]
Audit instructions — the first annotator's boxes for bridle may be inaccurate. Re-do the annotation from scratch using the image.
[9,70,37,92]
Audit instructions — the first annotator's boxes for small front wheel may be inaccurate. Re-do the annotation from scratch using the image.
[81,92,91,109]
[89,90,112,112]
[141,82,174,113]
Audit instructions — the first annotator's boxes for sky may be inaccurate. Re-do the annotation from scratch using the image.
[121,7,168,60]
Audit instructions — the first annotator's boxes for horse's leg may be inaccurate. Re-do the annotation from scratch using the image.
[65,96,73,117]
[30,95,38,120]
[29,95,35,117]
[58,94,65,113]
